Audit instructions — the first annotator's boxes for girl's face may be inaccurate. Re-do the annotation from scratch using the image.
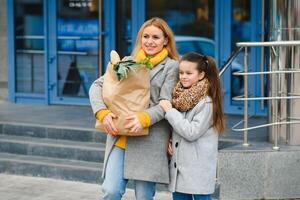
[179,60,205,88]
[141,25,168,56]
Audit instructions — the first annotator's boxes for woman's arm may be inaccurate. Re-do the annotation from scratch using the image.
[124,60,178,134]
[89,76,107,115]
[146,60,179,125]
[89,76,118,135]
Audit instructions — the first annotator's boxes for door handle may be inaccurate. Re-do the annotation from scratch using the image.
[48,83,56,91]
[48,56,56,64]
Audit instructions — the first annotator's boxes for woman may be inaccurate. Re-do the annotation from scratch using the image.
[89,17,179,200]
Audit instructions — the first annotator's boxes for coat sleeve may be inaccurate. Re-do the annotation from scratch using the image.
[88,76,107,115]
[146,60,179,125]
[165,101,213,142]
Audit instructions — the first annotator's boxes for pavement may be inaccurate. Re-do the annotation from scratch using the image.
[0,173,171,200]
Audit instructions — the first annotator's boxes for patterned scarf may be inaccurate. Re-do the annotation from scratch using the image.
[172,78,209,112]
[136,48,168,67]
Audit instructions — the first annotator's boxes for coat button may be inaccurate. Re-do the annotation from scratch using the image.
[174,162,177,168]
[175,142,178,148]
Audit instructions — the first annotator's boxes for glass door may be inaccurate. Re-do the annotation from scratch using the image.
[48,0,102,105]
[219,0,263,115]
[12,0,46,103]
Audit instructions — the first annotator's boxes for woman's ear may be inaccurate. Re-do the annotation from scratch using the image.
[164,38,168,46]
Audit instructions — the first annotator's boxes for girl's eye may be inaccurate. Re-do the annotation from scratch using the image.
[143,35,149,39]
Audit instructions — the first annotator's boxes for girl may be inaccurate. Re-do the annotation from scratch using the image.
[159,52,225,200]
[89,17,179,200]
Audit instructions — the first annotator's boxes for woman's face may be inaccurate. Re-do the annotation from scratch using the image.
[141,25,168,56]
[179,61,205,88]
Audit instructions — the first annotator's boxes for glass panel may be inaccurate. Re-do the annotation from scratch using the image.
[116,0,132,58]
[231,0,251,103]
[57,0,100,98]
[146,0,215,57]
[14,0,44,93]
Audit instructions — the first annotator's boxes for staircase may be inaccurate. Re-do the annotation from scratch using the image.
[0,122,106,183]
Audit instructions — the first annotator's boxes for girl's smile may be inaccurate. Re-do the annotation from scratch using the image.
[179,60,205,88]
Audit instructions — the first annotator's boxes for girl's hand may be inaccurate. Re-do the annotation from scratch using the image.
[168,139,173,156]
[125,115,143,134]
[159,100,172,112]
[103,113,119,136]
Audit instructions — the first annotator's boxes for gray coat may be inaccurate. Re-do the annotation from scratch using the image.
[89,57,179,184]
[165,96,218,194]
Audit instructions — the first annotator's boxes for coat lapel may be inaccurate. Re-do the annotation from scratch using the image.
[150,58,169,80]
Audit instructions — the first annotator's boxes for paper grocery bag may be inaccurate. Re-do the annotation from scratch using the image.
[95,61,150,136]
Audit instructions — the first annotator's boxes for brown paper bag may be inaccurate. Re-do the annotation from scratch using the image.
[95,59,150,136]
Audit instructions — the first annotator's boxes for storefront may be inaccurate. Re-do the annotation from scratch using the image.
[7,0,267,115]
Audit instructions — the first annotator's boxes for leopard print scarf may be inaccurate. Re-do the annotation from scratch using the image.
[172,78,209,112]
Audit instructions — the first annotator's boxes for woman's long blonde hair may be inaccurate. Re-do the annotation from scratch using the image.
[131,17,179,60]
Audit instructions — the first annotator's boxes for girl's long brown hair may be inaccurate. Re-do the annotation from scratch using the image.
[180,52,225,133]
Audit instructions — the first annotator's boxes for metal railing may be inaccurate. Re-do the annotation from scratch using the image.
[221,40,300,150]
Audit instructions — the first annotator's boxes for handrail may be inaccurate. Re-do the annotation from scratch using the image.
[219,46,243,76]
[233,95,300,101]
[232,120,300,132]
[233,69,300,75]
[237,40,300,47]
[230,40,300,150]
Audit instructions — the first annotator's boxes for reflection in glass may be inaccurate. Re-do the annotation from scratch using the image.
[146,0,214,39]
[175,36,215,57]
[231,0,251,103]
[231,0,251,51]
[57,0,100,98]
[116,0,132,58]
[146,0,215,59]
[14,0,44,93]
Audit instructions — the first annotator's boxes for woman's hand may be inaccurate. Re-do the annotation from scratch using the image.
[159,100,172,112]
[103,113,119,136]
[124,115,143,134]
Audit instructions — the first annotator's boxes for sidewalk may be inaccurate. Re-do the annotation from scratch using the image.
[0,100,95,129]
[0,174,171,200]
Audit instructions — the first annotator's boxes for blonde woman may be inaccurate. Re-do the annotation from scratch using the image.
[89,17,179,200]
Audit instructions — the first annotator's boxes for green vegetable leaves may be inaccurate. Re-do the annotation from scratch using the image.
[113,57,153,81]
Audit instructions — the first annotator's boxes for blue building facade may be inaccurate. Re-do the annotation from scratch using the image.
[6,0,267,115]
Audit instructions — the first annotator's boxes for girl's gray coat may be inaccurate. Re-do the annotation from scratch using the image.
[165,96,218,194]
[89,57,179,184]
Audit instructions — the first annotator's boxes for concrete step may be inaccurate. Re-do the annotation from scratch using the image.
[0,152,171,191]
[0,152,103,183]
[0,122,107,143]
[218,138,244,149]
[0,134,105,162]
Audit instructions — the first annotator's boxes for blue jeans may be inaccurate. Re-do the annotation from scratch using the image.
[173,192,212,200]
[102,146,156,200]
